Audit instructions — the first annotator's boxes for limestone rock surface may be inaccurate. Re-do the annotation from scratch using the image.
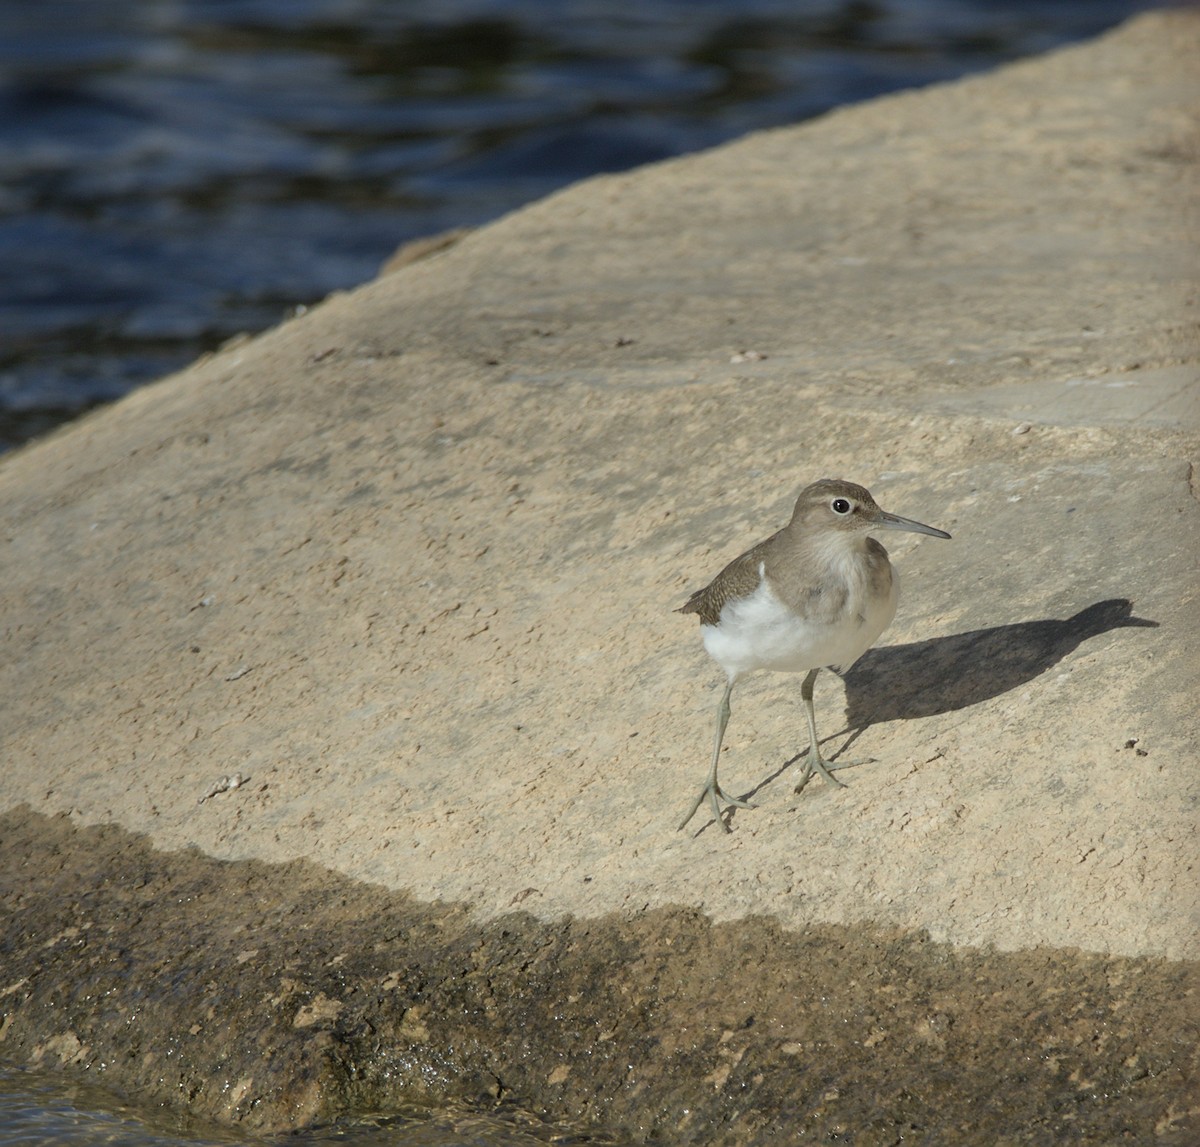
[1,12,1197,1142]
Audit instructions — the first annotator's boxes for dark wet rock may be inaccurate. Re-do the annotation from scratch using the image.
[1,808,1195,1143]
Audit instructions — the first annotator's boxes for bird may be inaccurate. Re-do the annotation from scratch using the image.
[677,478,950,833]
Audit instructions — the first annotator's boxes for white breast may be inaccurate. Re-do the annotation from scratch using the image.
[701,559,898,680]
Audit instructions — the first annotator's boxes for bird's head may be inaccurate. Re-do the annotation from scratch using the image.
[790,478,951,540]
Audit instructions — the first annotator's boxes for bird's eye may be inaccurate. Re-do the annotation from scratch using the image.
[831,498,852,515]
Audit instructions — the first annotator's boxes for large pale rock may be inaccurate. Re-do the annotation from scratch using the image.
[1,12,1197,1141]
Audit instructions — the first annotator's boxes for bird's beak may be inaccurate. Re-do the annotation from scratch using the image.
[874,510,951,539]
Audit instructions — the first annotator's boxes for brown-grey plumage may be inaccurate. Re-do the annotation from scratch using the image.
[677,478,950,834]
[678,539,777,627]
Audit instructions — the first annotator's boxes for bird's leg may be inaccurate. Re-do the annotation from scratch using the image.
[678,679,754,833]
[793,668,851,793]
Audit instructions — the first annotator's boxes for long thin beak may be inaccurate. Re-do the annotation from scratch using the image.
[874,509,951,539]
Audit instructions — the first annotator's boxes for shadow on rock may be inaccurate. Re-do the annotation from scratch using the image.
[838,597,1158,733]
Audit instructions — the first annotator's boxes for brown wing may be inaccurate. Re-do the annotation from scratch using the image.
[676,536,775,626]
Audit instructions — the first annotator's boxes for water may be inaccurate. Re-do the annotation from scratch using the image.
[0,0,1158,451]
[0,1064,620,1146]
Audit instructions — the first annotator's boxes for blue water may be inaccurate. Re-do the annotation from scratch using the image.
[0,0,1158,450]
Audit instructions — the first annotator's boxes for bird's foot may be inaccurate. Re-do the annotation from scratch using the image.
[678,781,755,834]
[793,751,867,794]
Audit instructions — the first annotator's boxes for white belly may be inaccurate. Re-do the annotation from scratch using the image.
[701,564,898,679]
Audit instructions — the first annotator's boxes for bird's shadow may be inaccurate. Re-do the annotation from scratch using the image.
[722,597,1158,825]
